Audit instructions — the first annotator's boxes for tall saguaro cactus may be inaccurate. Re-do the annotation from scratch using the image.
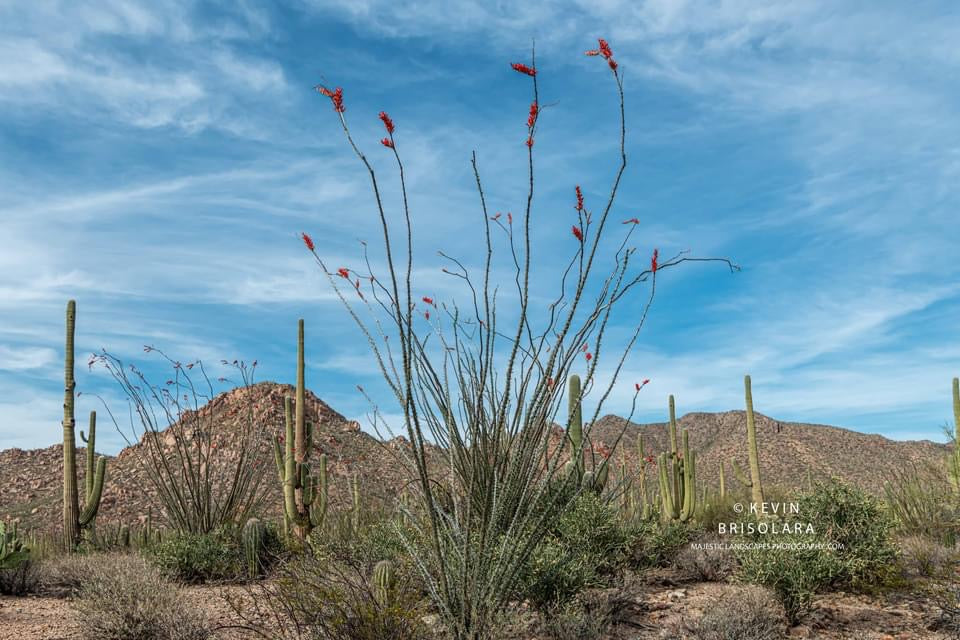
[565,375,608,492]
[733,374,764,507]
[274,319,328,540]
[62,300,106,549]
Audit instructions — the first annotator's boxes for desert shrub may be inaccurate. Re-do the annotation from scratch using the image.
[146,528,244,583]
[675,538,737,582]
[39,551,111,596]
[662,584,787,639]
[223,552,429,640]
[517,492,631,610]
[884,462,960,546]
[799,479,899,591]
[72,553,210,640]
[898,535,955,578]
[540,587,637,640]
[0,558,42,595]
[735,526,837,624]
[626,517,702,569]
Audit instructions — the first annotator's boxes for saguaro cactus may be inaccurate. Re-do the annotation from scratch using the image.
[274,319,328,539]
[733,375,764,507]
[948,377,960,495]
[565,374,609,492]
[718,461,726,501]
[62,300,106,549]
[0,521,29,570]
[658,425,697,522]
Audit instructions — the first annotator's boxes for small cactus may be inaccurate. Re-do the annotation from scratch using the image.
[242,517,266,578]
[372,559,395,606]
[565,375,609,493]
[0,521,29,569]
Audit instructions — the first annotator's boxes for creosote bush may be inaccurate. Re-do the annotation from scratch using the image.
[72,553,210,640]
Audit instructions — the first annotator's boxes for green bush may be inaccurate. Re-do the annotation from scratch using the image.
[145,529,244,584]
[517,492,630,610]
[798,479,899,591]
[735,531,836,625]
[625,517,701,569]
[72,553,210,640]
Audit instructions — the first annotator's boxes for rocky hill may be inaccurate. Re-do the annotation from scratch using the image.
[0,382,952,535]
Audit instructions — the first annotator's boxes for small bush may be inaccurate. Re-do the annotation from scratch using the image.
[72,553,210,640]
[735,530,837,624]
[799,479,899,591]
[224,552,429,640]
[899,535,955,578]
[675,538,737,582]
[626,517,701,569]
[541,586,639,640]
[146,529,244,583]
[664,585,787,639]
[0,558,42,595]
[38,552,103,596]
[518,492,630,610]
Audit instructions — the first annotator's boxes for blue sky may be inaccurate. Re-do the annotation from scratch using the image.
[2,0,959,454]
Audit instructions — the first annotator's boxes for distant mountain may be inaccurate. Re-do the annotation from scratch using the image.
[1,383,951,535]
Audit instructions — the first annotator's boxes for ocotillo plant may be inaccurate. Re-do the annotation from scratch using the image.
[274,319,328,540]
[62,300,106,549]
[635,433,652,519]
[303,38,739,640]
[658,426,697,522]
[731,375,764,506]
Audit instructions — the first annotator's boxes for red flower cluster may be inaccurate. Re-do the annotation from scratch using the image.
[575,185,584,211]
[635,379,650,392]
[301,232,315,251]
[572,225,583,242]
[337,267,350,279]
[622,217,640,225]
[422,296,434,306]
[651,248,659,273]
[380,137,394,148]
[527,101,538,128]
[585,38,618,72]
[378,111,395,134]
[526,136,534,148]
[315,85,345,113]
[511,62,536,76]
[585,352,593,361]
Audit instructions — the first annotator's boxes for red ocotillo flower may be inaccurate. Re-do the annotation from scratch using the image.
[582,342,588,352]
[572,225,583,242]
[315,85,345,112]
[422,296,434,306]
[651,248,659,273]
[380,137,394,148]
[507,212,513,225]
[584,49,600,57]
[623,217,640,225]
[547,377,554,388]
[585,352,593,361]
[301,232,315,251]
[527,101,538,128]
[598,38,613,59]
[525,136,534,148]
[337,267,350,279]
[608,58,618,71]
[491,212,501,221]
[575,185,584,211]
[635,379,650,392]
[511,62,536,76]
[378,111,395,134]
